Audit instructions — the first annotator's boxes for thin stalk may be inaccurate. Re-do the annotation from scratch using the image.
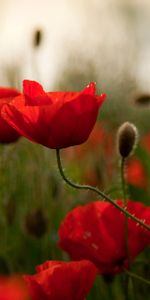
[121,158,131,300]
[56,149,150,232]
[125,270,150,285]
[120,158,131,265]
[121,158,127,206]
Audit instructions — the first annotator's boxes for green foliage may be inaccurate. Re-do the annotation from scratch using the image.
[0,124,149,299]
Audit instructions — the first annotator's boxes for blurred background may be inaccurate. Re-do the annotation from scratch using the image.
[0,0,150,125]
[0,1,150,299]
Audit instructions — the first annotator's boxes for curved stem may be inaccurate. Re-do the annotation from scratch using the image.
[56,149,150,232]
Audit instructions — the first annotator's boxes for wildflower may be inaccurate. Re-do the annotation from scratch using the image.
[126,158,147,188]
[1,80,106,149]
[24,260,97,300]
[0,276,28,300]
[142,133,150,154]
[59,200,150,274]
[0,88,20,143]
[66,122,113,160]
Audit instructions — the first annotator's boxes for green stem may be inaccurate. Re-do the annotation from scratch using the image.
[120,158,131,265]
[56,149,150,232]
[125,270,150,285]
[121,158,127,206]
[121,158,131,300]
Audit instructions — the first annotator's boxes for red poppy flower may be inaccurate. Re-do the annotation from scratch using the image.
[0,88,20,143]
[126,158,147,188]
[0,276,28,300]
[23,260,97,300]
[65,122,113,161]
[142,133,150,154]
[59,200,150,274]
[1,80,106,149]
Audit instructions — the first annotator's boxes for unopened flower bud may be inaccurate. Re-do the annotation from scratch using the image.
[135,94,150,107]
[117,122,138,158]
[33,29,43,47]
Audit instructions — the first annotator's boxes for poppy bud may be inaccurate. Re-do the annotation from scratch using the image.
[134,94,150,107]
[33,29,43,47]
[117,122,138,158]
[24,208,48,238]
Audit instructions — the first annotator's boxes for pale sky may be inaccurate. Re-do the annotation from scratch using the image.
[0,0,150,99]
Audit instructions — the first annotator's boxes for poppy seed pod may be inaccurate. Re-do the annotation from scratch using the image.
[117,122,138,158]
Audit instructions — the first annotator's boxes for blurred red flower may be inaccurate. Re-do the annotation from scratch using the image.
[1,80,106,149]
[126,158,147,188]
[0,276,28,300]
[59,200,150,274]
[24,260,97,300]
[142,133,150,154]
[66,122,113,160]
[62,122,114,187]
[0,88,20,143]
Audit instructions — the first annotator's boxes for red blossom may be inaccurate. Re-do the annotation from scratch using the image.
[1,80,106,149]
[142,133,150,154]
[59,200,150,274]
[0,276,28,300]
[24,260,97,300]
[0,88,20,143]
[66,122,113,160]
[126,158,147,188]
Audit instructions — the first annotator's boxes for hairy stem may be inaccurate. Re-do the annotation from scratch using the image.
[56,149,150,232]
[120,158,131,264]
